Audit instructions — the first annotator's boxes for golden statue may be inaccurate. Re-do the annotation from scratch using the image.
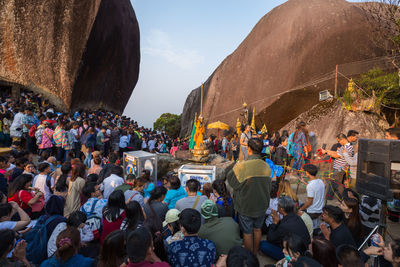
[261,124,268,134]
[251,107,256,134]
[190,83,209,161]
[193,115,205,150]
[236,118,242,136]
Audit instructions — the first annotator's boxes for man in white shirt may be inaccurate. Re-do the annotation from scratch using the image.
[10,108,24,138]
[299,164,325,230]
[33,162,54,203]
[101,165,125,199]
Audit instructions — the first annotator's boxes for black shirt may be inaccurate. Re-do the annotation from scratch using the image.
[267,213,311,247]
[330,223,357,247]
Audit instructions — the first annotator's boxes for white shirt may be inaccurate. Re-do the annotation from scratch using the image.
[306,179,325,214]
[33,174,54,202]
[101,174,124,199]
[70,128,79,142]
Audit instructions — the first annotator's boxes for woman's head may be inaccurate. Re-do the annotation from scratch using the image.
[310,237,339,267]
[125,201,144,231]
[202,183,213,198]
[8,174,33,197]
[66,211,87,228]
[99,230,126,267]
[126,227,153,263]
[24,162,35,173]
[104,190,126,222]
[134,177,147,192]
[278,180,298,202]
[339,197,362,236]
[71,163,86,182]
[61,162,72,175]
[56,227,80,263]
[226,246,259,267]
[168,175,181,190]
[270,181,279,199]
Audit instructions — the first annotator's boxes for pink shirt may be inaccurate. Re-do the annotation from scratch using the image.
[39,128,54,149]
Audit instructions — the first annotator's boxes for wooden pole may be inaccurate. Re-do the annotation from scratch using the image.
[335,64,338,98]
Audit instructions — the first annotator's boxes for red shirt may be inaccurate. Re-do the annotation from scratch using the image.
[42,119,56,126]
[8,190,33,210]
[101,211,126,243]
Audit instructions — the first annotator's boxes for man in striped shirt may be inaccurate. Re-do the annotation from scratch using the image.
[321,133,353,200]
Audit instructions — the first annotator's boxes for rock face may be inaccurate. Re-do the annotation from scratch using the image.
[0,0,140,113]
[281,101,388,149]
[181,0,385,136]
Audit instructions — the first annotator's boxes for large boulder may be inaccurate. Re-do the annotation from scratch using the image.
[281,100,389,149]
[180,0,385,137]
[0,0,140,113]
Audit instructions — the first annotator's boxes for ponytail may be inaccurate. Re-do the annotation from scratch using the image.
[56,227,80,263]
[212,180,231,211]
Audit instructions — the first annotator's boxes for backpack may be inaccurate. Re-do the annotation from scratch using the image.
[24,215,61,264]
[82,199,102,240]
[46,175,53,194]
[28,124,37,138]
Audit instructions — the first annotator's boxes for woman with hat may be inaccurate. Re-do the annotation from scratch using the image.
[162,209,183,245]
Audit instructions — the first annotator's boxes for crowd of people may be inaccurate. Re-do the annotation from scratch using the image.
[0,90,399,267]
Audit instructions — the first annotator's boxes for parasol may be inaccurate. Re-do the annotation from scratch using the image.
[207,121,230,139]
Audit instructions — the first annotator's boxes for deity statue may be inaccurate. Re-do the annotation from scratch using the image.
[236,118,242,136]
[193,115,205,149]
[240,102,249,124]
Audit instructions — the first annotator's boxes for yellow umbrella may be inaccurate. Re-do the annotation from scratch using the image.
[207,121,230,139]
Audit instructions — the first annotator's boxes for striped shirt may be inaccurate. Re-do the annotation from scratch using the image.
[333,143,353,171]
[53,126,66,148]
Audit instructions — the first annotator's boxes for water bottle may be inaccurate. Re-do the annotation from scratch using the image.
[371,233,380,247]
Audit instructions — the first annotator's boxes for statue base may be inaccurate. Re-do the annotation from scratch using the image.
[190,144,210,163]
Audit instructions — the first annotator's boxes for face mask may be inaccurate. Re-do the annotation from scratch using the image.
[284,254,292,262]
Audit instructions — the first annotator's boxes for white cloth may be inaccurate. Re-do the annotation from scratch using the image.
[306,179,325,214]
[265,198,282,227]
[101,174,124,199]
[33,174,54,202]
[0,221,17,230]
[300,212,313,237]
[10,112,24,137]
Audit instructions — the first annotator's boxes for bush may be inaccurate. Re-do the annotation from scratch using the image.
[153,113,181,138]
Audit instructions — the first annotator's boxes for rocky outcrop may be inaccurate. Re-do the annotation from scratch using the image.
[181,0,385,136]
[0,0,140,113]
[281,100,388,149]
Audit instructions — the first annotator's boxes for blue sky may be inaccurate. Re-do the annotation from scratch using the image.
[124,0,288,128]
[123,0,365,128]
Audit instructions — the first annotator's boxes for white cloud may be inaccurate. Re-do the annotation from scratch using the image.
[143,29,204,70]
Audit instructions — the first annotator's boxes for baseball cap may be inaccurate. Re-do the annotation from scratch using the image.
[163,209,180,227]
[201,200,218,220]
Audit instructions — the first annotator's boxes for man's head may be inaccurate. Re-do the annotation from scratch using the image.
[126,227,153,263]
[336,133,349,146]
[322,205,344,225]
[110,165,123,177]
[179,208,201,235]
[244,124,251,133]
[38,162,51,174]
[336,245,364,267]
[82,182,101,198]
[385,128,400,140]
[185,179,200,194]
[347,130,359,143]
[248,138,263,155]
[277,196,295,216]
[303,164,318,178]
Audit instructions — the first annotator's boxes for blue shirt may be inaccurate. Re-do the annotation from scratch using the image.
[164,187,187,209]
[144,182,155,199]
[41,254,94,267]
[168,236,216,267]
